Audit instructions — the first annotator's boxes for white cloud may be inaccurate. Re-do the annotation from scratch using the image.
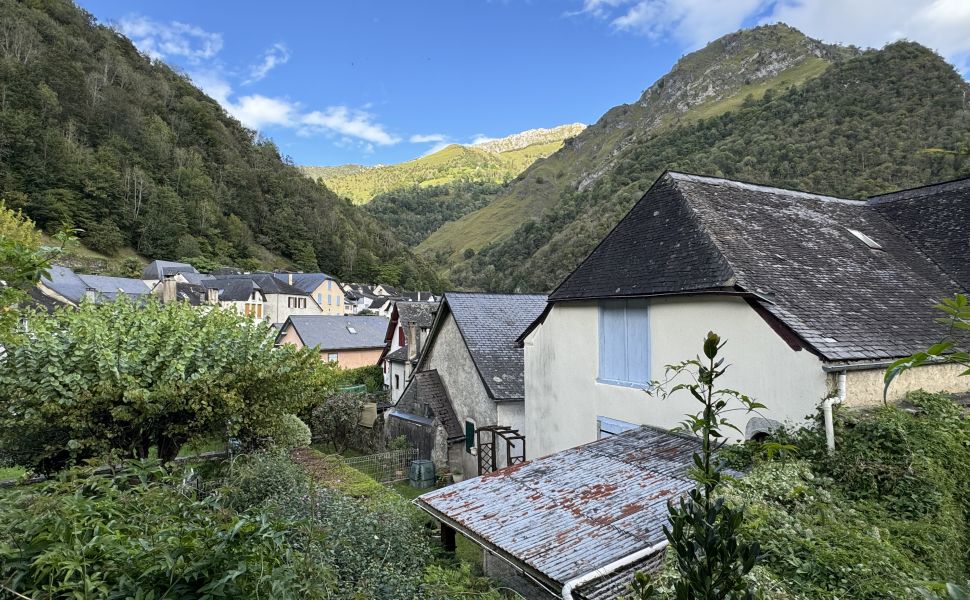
[573,0,970,68]
[245,43,290,84]
[117,16,222,62]
[302,106,401,145]
[232,95,298,129]
[410,133,448,143]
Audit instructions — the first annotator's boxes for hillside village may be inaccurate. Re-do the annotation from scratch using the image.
[1,1,970,599]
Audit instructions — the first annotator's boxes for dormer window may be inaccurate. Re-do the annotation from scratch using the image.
[847,228,883,251]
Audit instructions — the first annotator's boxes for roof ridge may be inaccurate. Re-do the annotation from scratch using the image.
[867,175,970,204]
[668,171,858,204]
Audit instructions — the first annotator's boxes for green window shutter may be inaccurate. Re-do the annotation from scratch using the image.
[465,421,475,452]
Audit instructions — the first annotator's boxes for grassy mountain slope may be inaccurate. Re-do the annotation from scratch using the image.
[301,124,585,204]
[418,24,856,264]
[446,41,970,292]
[0,0,441,289]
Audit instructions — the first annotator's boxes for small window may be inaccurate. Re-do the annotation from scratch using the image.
[847,228,883,250]
[598,299,650,387]
[337,296,341,305]
[317,293,322,303]
[327,352,338,362]
[394,374,400,389]
[328,295,332,305]
[597,416,639,440]
[465,420,476,453]
[327,280,332,290]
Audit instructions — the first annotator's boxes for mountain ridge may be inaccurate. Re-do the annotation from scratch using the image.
[299,123,585,204]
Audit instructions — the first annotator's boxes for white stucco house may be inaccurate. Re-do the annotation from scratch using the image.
[521,171,970,459]
[379,301,438,402]
[387,292,547,477]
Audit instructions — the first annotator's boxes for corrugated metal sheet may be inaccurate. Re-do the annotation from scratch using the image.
[417,426,699,592]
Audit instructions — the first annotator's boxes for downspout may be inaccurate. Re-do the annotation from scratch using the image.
[823,370,847,453]
[561,540,669,600]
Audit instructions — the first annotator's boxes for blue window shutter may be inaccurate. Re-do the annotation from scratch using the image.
[599,302,626,381]
[625,299,650,384]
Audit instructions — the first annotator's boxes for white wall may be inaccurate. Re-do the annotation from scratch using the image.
[264,293,324,325]
[388,360,408,403]
[524,296,828,459]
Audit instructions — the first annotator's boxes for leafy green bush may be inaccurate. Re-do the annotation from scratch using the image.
[339,364,385,392]
[309,392,365,454]
[717,390,970,599]
[223,452,311,511]
[270,414,312,450]
[0,463,332,599]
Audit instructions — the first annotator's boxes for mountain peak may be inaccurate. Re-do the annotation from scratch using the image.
[471,123,586,153]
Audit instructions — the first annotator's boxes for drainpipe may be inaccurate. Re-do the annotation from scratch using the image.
[823,370,847,453]
[561,540,669,600]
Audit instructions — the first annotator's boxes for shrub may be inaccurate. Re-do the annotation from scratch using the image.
[0,462,332,598]
[223,451,311,510]
[270,414,312,450]
[309,392,365,454]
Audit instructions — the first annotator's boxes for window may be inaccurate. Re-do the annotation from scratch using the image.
[465,420,476,453]
[347,326,357,334]
[597,416,639,440]
[317,293,322,304]
[598,299,650,387]
[328,295,332,305]
[327,352,338,362]
[327,280,332,290]
[394,374,400,389]
[337,296,341,305]
[300,298,306,308]
[847,228,883,250]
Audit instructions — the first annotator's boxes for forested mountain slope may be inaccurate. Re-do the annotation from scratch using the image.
[444,41,970,292]
[418,24,858,265]
[301,124,585,205]
[0,0,441,288]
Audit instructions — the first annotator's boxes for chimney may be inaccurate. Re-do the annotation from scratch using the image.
[406,321,419,363]
[159,276,177,304]
[83,287,96,303]
[205,287,219,304]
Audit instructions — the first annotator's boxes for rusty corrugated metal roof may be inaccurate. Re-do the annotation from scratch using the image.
[417,426,700,593]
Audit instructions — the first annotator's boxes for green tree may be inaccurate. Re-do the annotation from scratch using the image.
[0,297,339,472]
[629,332,763,599]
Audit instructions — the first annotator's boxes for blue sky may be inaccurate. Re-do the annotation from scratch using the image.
[78,1,970,167]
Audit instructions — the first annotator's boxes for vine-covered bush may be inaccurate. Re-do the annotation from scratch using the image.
[718,390,970,599]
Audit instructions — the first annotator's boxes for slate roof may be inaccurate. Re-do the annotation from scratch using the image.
[396,301,438,328]
[173,282,208,306]
[386,345,409,362]
[25,287,70,313]
[141,260,198,281]
[42,265,152,304]
[203,278,262,302]
[390,369,464,439]
[548,172,968,362]
[272,272,336,295]
[280,315,388,350]
[417,426,698,595]
[429,293,547,401]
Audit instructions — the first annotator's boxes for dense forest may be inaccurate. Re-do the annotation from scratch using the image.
[445,42,970,292]
[0,0,442,289]
[363,181,501,248]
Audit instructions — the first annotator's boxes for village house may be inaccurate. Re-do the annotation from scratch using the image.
[204,274,322,324]
[141,260,205,285]
[273,272,346,315]
[275,315,388,368]
[37,265,153,306]
[201,277,267,321]
[386,293,546,477]
[520,171,970,459]
[379,301,438,402]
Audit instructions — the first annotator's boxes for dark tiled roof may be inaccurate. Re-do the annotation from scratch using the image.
[25,287,70,312]
[417,426,697,591]
[550,172,968,362]
[281,315,387,350]
[174,282,208,306]
[386,345,409,362]
[370,297,388,310]
[272,272,336,294]
[42,265,152,304]
[443,293,547,401]
[396,301,437,328]
[390,370,463,439]
[869,177,970,290]
[203,278,261,302]
[141,260,198,280]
